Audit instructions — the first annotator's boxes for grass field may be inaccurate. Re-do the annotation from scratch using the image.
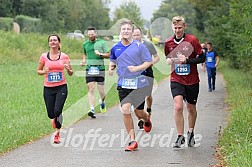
[0,31,168,154]
[218,62,252,166]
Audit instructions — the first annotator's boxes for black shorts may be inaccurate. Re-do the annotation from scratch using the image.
[117,86,146,110]
[85,69,105,85]
[144,76,154,97]
[170,82,199,104]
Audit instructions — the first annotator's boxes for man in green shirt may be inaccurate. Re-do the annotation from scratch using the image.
[81,27,110,118]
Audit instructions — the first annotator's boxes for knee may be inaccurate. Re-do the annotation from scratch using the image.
[174,104,183,113]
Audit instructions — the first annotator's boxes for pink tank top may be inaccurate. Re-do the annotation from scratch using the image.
[39,52,70,87]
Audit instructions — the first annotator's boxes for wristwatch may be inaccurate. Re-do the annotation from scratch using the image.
[99,53,103,57]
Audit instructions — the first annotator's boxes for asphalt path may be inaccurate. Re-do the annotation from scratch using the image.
[0,68,227,167]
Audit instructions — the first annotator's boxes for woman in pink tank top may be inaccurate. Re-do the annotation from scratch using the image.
[37,34,73,144]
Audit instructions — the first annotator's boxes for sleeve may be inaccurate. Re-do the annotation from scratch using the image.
[214,51,219,57]
[102,40,110,53]
[192,37,203,56]
[164,42,170,58]
[64,53,70,64]
[148,42,157,55]
[39,53,46,65]
[83,42,86,54]
[140,44,152,62]
[110,47,117,63]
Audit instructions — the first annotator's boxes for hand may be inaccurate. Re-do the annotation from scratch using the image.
[177,53,187,63]
[94,50,100,56]
[80,61,85,67]
[166,58,172,65]
[44,66,49,73]
[109,70,114,76]
[64,64,70,71]
[128,66,138,73]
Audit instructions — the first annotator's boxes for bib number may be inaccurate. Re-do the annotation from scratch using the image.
[122,75,148,89]
[88,67,100,75]
[207,57,213,62]
[48,72,62,82]
[175,64,190,75]
[122,78,138,89]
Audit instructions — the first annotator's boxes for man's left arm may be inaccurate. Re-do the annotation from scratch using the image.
[215,51,220,67]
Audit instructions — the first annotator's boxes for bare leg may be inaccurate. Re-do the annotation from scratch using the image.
[122,103,135,141]
[187,102,197,132]
[87,82,95,109]
[173,95,184,135]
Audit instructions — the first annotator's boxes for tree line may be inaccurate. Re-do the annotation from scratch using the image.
[1,0,251,70]
[152,0,252,70]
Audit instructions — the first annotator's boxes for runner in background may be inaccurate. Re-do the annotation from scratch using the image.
[133,27,160,129]
[81,27,110,118]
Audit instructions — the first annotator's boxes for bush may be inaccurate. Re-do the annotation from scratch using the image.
[0,17,13,31]
[14,15,42,33]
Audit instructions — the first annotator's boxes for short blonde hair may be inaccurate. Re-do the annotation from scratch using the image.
[172,16,185,24]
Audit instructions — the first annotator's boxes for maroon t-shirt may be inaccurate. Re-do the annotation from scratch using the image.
[164,34,202,85]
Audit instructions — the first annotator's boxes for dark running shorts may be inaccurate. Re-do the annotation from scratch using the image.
[117,86,146,110]
[170,82,199,104]
[144,76,154,97]
[86,69,105,85]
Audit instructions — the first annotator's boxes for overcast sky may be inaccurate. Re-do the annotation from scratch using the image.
[108,0,163,21]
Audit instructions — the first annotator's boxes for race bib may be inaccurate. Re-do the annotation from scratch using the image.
[48,72,62,82]
[122,78,138,89]
[88,67,100,75]
[207,57,213,62]
[175,64,190,75]
[122,75,149,89]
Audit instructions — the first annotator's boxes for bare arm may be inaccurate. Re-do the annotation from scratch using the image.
[37,62,48,75]
[80,53,86,66]
[215,56,220,67]
[128,61,152,73]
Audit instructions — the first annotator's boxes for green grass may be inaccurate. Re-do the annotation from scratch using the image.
[218,61,252,167]
[0,31,168,154]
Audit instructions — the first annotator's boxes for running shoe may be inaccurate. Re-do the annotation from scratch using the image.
[138,119,144,130]
[88,110,96,118]
[99,99,106,113]
[125,141,138,151]
[173,135,185,150]
[143,114,152,133]
[54,133,60,144]
[187,131,195,147]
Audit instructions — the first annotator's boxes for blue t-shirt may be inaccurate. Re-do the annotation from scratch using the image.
[110,40,152,88]
[206,50,218,68]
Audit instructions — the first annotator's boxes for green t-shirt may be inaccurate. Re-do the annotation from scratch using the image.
[83,39,109,70]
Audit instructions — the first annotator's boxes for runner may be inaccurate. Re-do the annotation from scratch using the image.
[133,27,160,129]
[109,20,152,151]
[164,16,205,149]
[81,27,110,118]
[37,34,73,143]
[203,42,220,92]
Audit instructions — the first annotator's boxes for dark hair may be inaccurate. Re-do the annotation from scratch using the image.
[135,27,142,33]
[48,34,61,43]
[206,42,212,46]
[87,27,96,31]
[48,34,61,50]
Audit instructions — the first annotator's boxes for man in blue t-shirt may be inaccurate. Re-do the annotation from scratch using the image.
[203,42,220,92]
[109,20,152,151]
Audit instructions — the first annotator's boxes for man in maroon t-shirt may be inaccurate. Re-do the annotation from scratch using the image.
[165,16,205,150]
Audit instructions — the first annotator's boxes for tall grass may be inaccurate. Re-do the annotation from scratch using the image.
[0,31,168,154]
[218,62,252,166]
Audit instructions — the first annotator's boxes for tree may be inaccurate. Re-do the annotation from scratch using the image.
[112,1,144,29]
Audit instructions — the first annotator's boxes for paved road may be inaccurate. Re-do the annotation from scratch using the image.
[0,69,227,167]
